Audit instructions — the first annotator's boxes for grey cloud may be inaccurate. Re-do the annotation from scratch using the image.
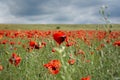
[5,0,50,17]
[4,0,103,17]
[53,15,74,23]
[109,6,120,18]
[0,0,120,24]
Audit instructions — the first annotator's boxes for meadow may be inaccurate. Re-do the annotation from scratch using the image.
[0,24,120,30]
[0,24,120,80]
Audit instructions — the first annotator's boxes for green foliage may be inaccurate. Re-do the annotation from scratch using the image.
[56,26,61,29]
[0,32,120,80]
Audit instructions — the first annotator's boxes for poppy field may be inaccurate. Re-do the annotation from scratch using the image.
[0,25,120,80]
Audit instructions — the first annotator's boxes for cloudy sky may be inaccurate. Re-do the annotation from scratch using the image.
[0,0,120,24]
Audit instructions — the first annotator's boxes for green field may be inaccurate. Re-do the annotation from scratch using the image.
[0,24,120,30]
[0,24,120,80]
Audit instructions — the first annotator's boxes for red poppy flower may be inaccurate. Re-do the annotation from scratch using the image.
[66,42,75,47]
[113,40,120,46]
[18,42,21,45]
[52,48,56,52]
[68,59,76,65]
[0,65,3,71]
[0,34,3,39]
[86,60,90,63]
[1,40,8,44]
[41,42,46,46]
[81,76,91,80]
[29,40,36,48]
[9,53,21,66]
[29,40,40,49]
[90,51,94,55]
[10,41,15,45]
[53,31,66,45]
[96,44,105,51]
[75,49,85,56]
[44,60,61,74]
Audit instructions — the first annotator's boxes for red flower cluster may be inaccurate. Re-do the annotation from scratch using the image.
[113,40,120,46]
[53,31,66,45]
[9,53,21,66]
[29,40,46,49]
[44,60,61,74]
[81,76,91,80]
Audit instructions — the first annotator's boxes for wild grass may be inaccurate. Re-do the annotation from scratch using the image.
[0,24,120,30]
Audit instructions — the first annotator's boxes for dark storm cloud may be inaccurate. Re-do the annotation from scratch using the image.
[5,0,100,16]
[0,0,120,24]
[4,0,50,17]
[3,0,72,17]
